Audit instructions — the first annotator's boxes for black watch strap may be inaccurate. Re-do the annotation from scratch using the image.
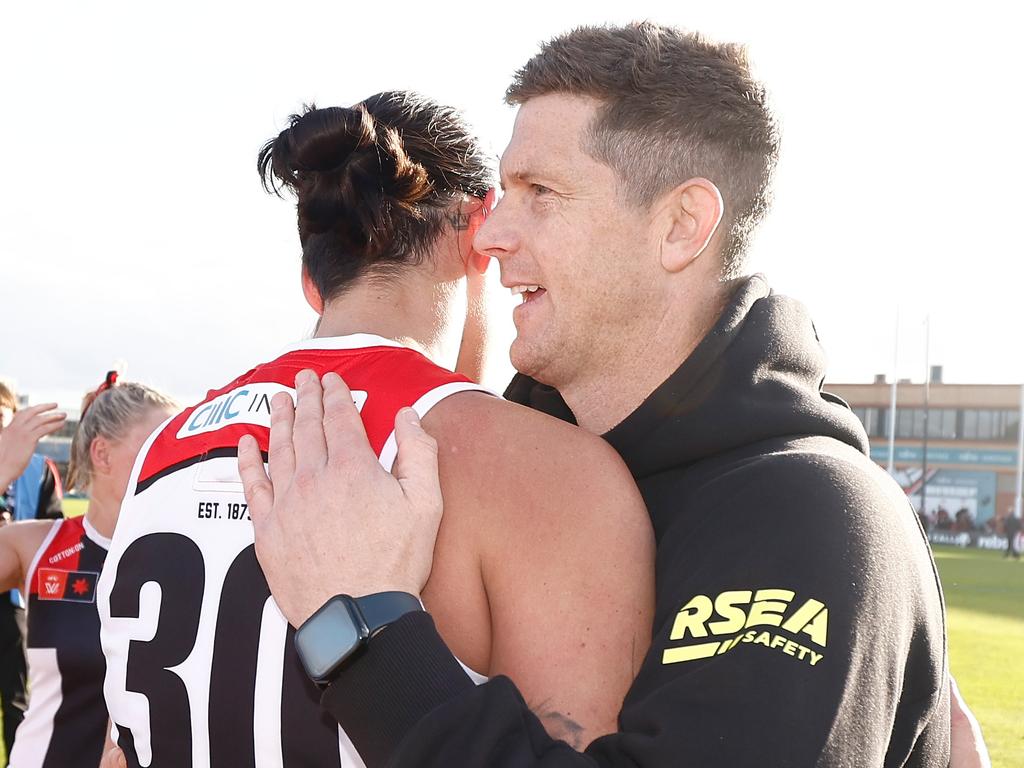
[354,591,423,637]
[295,592,424,688]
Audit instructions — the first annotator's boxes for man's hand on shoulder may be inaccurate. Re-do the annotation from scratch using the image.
[237,370,443,627]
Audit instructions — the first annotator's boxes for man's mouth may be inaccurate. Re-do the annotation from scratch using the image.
[510,284,546,303]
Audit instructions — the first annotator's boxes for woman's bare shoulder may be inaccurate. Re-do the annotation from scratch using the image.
[421,391,647,534]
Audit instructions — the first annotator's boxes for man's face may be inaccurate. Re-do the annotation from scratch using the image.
[474,94,659,389]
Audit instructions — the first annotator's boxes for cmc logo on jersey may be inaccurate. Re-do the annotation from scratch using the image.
[176,382,368,439]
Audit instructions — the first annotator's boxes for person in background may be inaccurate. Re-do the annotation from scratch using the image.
[918,508,930,535]
[1003,512,1021,560]
[954,507,973,534]
[0,376,176,768]
[0,383,66,763]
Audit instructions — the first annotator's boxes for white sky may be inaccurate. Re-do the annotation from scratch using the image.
[2,0,1021,410]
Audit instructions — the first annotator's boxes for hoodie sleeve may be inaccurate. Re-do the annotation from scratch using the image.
[322,447,949,768]
[608,451,948,767]
[322,612,616,767]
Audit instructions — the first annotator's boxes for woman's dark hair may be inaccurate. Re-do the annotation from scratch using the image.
[258,91,493,301]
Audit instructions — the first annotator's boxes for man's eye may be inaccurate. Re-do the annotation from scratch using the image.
[532,183,552,196]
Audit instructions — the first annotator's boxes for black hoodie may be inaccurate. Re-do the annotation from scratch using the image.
[323,275,950,767]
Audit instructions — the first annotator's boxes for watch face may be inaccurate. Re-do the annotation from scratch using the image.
[296,598,364,681]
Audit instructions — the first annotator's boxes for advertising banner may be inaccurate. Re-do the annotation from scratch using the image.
[869,445,1017,467]
[889,467,997,527]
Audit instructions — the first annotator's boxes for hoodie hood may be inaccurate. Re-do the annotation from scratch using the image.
[505,274,869,480]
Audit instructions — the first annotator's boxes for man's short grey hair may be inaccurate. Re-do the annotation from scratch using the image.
[507,22,780,278]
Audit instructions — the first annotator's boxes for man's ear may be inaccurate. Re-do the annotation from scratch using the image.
[301,268,324,314]
[659,178,725,274]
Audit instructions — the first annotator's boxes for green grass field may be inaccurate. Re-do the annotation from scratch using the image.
[935,545,1024,767]
[0,535,1018,765]
[61,496,88,518]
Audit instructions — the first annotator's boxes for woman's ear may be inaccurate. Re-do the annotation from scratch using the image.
[301,267,324,314]
[468,249,490,275]
[89,437,111,478]
[465,197,493,275]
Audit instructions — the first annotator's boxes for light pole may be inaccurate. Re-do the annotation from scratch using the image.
[887,307,899,475]
[920,316,930,517]
[1015,383,1023,520]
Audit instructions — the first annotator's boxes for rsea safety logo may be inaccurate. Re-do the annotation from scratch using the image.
[176,382,368,439]
[662,589,828,668]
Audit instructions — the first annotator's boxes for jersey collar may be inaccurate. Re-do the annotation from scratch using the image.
[277,334,408,355]
[82,516,112,551]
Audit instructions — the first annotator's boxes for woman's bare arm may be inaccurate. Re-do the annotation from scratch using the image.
[949,678,991,768]
[424,394,654,747]
[0,519,53,594]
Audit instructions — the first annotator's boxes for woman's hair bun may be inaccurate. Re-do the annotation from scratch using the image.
[258,104,432,253]
[258,91,494,303]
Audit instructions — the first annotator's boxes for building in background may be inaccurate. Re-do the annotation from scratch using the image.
[829,369,1020,549]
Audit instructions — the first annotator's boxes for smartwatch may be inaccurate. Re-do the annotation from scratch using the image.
[293,591,422,686]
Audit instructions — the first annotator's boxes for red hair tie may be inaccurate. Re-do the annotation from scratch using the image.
[81,370,119,419]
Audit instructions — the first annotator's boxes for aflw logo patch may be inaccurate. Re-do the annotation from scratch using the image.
[37,568,99,603]
[663,589,828,668]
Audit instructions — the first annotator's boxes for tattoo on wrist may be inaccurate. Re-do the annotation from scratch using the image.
[531,700,585,749]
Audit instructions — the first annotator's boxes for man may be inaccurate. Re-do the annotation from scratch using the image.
[0,385,65,761]
[235,22,955,767]
[1004,512,1021,559]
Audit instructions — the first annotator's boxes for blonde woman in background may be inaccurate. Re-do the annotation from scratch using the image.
[0,382,66,762]
[0,376,176,768]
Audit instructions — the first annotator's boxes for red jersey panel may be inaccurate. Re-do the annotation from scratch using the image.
[136,335,475,492]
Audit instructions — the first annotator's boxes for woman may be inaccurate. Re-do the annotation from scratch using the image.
[0,376,177,767]
[0,384,65,759]
[97,92,654,768]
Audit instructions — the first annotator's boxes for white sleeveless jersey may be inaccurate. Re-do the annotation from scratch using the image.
[10,516,110,768]
[97,335,489,768]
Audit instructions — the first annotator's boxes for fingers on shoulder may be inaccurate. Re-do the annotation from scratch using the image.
[394,408,438,456]
[237,435,273,518]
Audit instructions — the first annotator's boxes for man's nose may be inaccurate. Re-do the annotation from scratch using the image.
[473,195,518,262]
